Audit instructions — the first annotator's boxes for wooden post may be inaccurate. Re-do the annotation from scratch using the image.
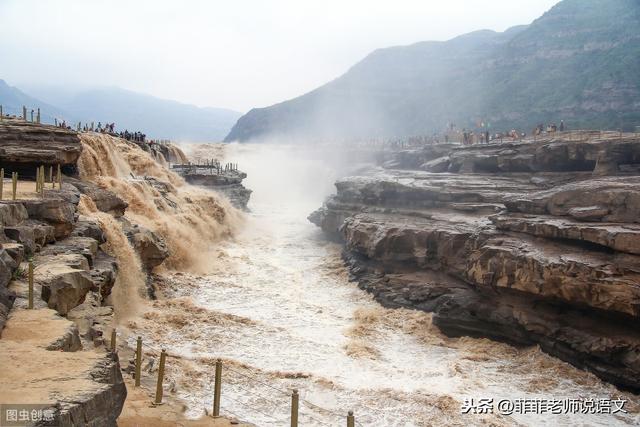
[290,389,299,427]
[40,166,45,198]
[12,172,17,200]
[110,329,117,352]
[28,261,34,309]
[347,411,355,427]
[135,336,142,387]
[155,349,167,404]
[213,359,222,417]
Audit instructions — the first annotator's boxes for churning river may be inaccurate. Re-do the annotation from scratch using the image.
[130,143,639,427]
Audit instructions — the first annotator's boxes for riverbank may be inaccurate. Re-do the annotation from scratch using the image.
[310,131,640,394]
[131,142,639,426]
[0,121,244,425]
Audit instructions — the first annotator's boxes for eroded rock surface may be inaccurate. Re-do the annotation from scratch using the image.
[172,166,253,210]
[0,121,82,167]
[0,309,126,426]
[311,133,640,391]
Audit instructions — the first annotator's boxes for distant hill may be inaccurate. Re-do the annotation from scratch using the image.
[20,85,242,141]
[225,0,640,142]
[0,79,69,123]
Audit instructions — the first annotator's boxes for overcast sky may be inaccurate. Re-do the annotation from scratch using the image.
[0,0,560,112]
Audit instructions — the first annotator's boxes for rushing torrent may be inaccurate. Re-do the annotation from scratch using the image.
[76,134,242,321]
[114,143,639,427]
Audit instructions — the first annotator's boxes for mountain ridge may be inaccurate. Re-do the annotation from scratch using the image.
[2,82,241,141]
[225,0,640,142]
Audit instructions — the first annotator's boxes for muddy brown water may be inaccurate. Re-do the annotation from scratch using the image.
[124,142,638,426]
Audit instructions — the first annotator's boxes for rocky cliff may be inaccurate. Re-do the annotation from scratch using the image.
[0,122,175,425]
[310,131,640,391]
[0,179,128,425]
[0,119,82,174]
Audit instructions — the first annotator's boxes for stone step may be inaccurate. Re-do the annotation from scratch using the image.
[492,213,640,255]
[341,211,640,317]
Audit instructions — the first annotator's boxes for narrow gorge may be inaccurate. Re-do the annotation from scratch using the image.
[310,132,640,394]
[1,122,639,427]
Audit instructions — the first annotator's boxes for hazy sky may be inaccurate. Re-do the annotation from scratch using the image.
[0,0,560,112]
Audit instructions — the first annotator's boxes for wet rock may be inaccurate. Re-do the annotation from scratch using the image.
[341,212,640,317]
[72,216,106,244]
[172,166,252,209]
[67,292,114,343]
[67,178,128,217]
[90,252,118,301]
[345,251,640,392]
[122,222,169,271]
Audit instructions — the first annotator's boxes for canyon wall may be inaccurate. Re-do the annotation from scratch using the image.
[310,131,640,391]
[0,121,240,425]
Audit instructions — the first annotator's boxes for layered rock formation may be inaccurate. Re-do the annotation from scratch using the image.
[310,132,640,391]
[0,309,126,426]
[0,123,141,425]
[0,121,238,425]
[0,119,82,175]
[172,165,252,209]
[0,184,127,424]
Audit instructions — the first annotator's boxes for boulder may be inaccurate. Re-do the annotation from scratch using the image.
[0,202,29,226]
[129,227,169,271]
[40,236,100,267]
[72,216,106,243]
[37,255,94,315]
[21,197,78,238]
[3,220,56,255]
[67,178,128,217]
[90,252,118,301]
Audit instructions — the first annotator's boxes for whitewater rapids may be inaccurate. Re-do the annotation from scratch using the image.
[127,143,638,427]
